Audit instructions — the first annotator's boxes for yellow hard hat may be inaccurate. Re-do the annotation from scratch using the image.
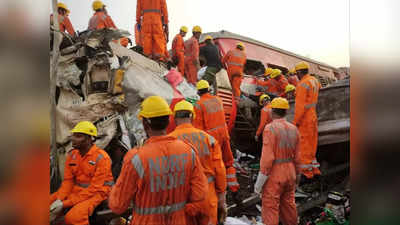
[237,42,245,50]
[295,61,310,71]
[264,68,273,76]
[57,2,70,13]
[196,80,210,90]
[92,0,104,11]
[285,84,296,93]
[138,96,172,119]
[180,26,188,33]
[259,94,270,106]
[192,26,202,33]
[71,121,98,137]
[173,100,196,118]
[289,69,296,74]
[270,69,282,79]
[204,35,213,41]
[270,97,290,109]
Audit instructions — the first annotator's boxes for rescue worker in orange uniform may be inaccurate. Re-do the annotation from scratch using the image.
[184,26,202,84]
[288,69,300,87]
[50,2,75,37]
[50,121,114,225]
[293,61,321,179]
[88,1,129,47]
[256,68,274,95]
[136,0,169,61]
[283,84,296,100]
[108,96,207,225]
[265,69,289,97]
[193,80,240,194]
[222,42,247,102]
[254,97,301,225]
[172,26,188,76]
[169,100,227,225]
[255,94,272,142]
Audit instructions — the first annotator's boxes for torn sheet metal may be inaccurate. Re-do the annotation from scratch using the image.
[56,61,82,91]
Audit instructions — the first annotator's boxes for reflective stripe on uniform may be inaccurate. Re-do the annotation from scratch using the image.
[305,103,317,109]
[228,62,243,67]
[226,174,236,178]
[142,9,161,13]
[299,164,313,171]
[232,51,244,58]
[133,201,186,215]
[228,181,239,186]
[96,154,104,162]
[104,181,115,186]
[207,124,225,132]
[311,160,320,168]
[300,83,310,90]
[191,148,196,170]
[208,135,216,147]
[131,154,145,179]
[208,176,215,183]
[76,183,90,188]
[273,158,293,164]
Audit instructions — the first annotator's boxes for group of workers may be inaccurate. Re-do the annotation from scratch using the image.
[50,79,239,225]
[51,1,322,224]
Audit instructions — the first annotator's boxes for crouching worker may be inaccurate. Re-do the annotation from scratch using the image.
[254,98,301,225]
[169,100,227,225]
[108,96,207,225]
[50,121,114,225]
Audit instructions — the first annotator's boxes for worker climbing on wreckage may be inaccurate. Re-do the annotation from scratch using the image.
[293,61,322,180]
[88,0,129,47]
[108,96,207,225]
[254,97,301,225]
[265,68,289,97]
[193,80,240,196]
[222,42,247,103]
[199,35,223,94]
[255,94,272,143]
[136,0,169,61]
[184,26,202,85]
[50,121,114,225]
[169,100,227,225]
[50,2,75,37]
[172,26,188,76]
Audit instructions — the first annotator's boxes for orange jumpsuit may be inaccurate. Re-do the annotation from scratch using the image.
[88,11,129,47]
[222,48,247,98]
[293,74,321,178]
[169,123,227,225]
[260,118,301,225]
[108,135,207,225]
[288,74,300,87]
[51,14,75,36]
[136,0,168,60]
[172,33,185,76]
[50,145,114,225]
[265,75,289,96]
[256,104,272,137]
[184,36,200,84]
[193,93,239,192]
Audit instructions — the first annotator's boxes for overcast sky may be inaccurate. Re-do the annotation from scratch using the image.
[55,0,349,67]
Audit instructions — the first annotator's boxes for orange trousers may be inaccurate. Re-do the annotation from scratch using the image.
[208,128,234,168]
[230,74,243,98]
[184,60,198,84]
[262,176,298,225]
[298,117,320,178]
[64,197,103,225]
[176,52,185,76]
[142,19,165,60]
